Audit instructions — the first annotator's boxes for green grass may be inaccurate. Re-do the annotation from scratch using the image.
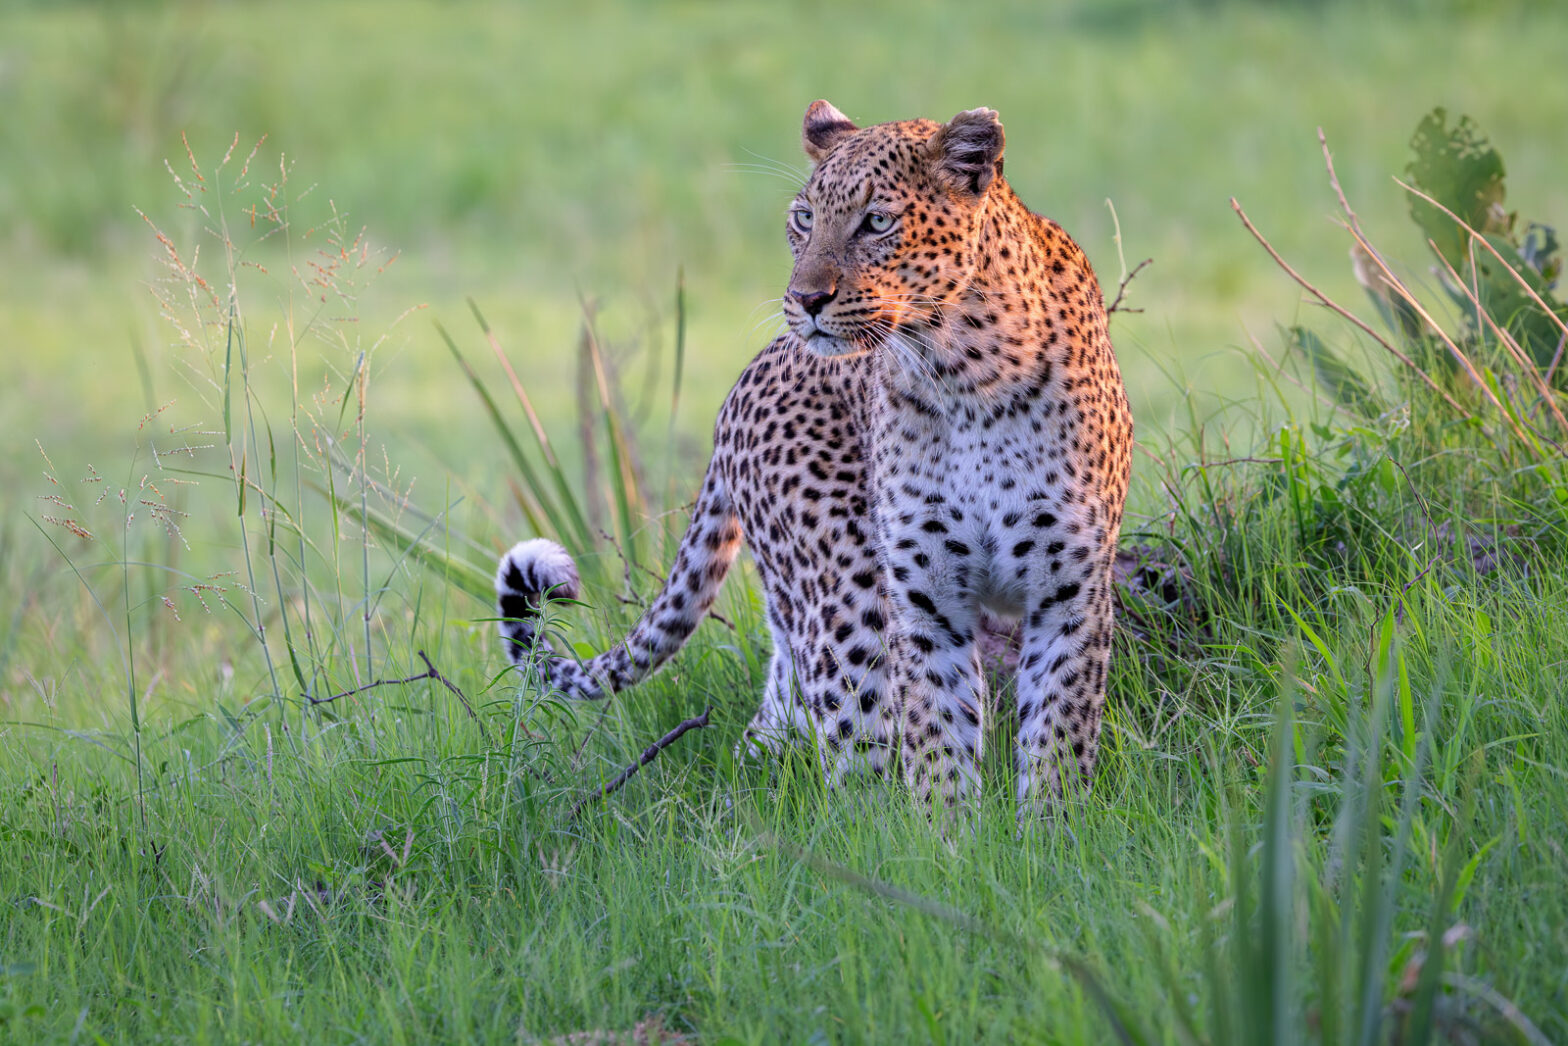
[4,0,1568,1042]
[6,464,1568,1042]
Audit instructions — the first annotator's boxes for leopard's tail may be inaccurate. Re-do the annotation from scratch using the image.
[495,466,742,699]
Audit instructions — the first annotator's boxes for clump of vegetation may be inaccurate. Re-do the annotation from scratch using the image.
[1145,108,1568,651]
[1404,108,1565,372]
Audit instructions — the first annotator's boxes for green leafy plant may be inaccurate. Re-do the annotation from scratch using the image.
[1404,109,1566,373]
[1333,108,1568,408]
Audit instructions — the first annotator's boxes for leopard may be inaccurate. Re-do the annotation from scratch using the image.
[496,101,1132,817]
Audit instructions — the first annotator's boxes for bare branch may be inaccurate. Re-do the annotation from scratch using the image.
[416,650,488,738]
[1106,257,1153,316]
[309,649,488,743]
[570,707,712,819]
[1229,196,1470,417]
[1180,456,1285,472]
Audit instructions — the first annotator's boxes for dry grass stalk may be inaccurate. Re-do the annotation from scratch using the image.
[1228,198,1468,418]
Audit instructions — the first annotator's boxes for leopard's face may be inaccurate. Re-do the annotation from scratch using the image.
[783,103,1006,359]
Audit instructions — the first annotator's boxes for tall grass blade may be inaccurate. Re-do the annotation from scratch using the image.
[1403,754,1474,1046]
[1351,622,1396,1046]
[760,830,1152,1046]
[579,301,647,562]
[466,300,597,552]
[666,267,688,511]
[436,320,568,545]
[1258,684,1296,1046]
[1133,903,1205,1046]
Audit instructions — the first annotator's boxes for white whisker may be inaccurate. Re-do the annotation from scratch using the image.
[723,163,808,187]
[751,311,788,337]
[748,296,787,320]
[736,148,806,181]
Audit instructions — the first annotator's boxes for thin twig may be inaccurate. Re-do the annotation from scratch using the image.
[1106,257,1153,315]
[1180,456,1285,472]
[1229,196,1469,417]
[1318,127,1359,230]
[416,651,488,738]
[309,649,488,742]
[309,668,433,705]
[569,706,711,819]
[1546,328,1567,389]
[1317,131,1522,439]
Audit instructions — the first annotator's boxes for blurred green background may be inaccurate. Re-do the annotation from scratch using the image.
[3,0,1566,518]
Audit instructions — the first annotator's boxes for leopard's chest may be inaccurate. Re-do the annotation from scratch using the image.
[871,373,1066,495]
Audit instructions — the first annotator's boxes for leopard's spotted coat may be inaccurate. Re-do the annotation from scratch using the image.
[497,102,1132,816]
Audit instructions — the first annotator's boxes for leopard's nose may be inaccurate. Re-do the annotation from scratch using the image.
[792,287,837,316]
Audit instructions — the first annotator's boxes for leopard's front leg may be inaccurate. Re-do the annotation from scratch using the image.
[881,514,987,814]
[1013,540,1118,819]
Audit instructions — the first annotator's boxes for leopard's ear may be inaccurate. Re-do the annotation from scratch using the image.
[802,100,858,162]
[930,108,1005,197]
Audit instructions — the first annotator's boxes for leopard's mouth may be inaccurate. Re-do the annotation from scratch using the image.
[800,327,880,359]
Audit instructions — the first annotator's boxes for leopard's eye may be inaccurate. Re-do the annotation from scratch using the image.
[791,207,814,232]
[863,211,895,234]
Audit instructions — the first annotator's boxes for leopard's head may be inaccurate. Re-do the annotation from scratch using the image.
[783,101,1006,359]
